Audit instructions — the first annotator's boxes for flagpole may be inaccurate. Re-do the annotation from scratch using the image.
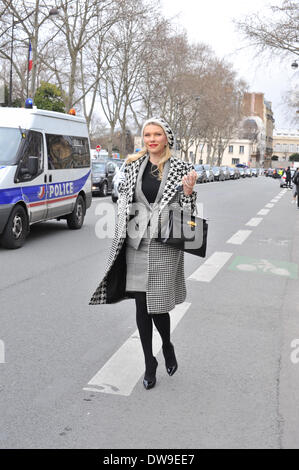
[26,38,30,98]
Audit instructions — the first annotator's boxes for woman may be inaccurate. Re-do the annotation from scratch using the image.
[90,117,198,390]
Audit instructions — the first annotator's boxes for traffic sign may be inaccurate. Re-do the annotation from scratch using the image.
[96,145,101,152]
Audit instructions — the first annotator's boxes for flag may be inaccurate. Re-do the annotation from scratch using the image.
[28,41,33,72]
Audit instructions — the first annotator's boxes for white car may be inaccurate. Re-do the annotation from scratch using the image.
[111,161,126,203]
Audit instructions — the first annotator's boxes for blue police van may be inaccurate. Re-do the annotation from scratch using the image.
[0,106,92,248]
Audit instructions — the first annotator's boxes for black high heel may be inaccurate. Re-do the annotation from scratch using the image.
[162,343,178,376]
[143,358,158,390]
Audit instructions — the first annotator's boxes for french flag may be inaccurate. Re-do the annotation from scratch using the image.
[28,41,33,72]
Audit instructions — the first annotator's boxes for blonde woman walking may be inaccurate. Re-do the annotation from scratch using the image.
[90,118,198,390]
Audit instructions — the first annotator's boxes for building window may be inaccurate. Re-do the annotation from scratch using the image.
[232,158,240,165]
[228,145,233,153]
[239,146,245,154]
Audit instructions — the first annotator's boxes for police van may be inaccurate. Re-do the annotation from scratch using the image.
[0,106,92,249]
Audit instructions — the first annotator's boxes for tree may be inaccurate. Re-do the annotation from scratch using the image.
[235,0,299,58]
[0,84,22,107]
[34,81,65,112]
[289,153,299,162]
[0,0,121,114]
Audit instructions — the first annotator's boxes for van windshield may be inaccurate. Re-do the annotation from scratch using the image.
[0,127,22,165]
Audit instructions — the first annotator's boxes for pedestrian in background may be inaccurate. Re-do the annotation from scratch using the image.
[286,166,292,189]
[292,168,299,208]
[90,117,198,390]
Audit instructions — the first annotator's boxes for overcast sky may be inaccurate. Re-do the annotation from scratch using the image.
[160,0,298,130]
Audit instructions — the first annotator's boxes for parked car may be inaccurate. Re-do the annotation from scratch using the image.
[272,168,283,179]
[111,161,126,202]
[91,160,117,196]
[220,166,230,180]
[112,159,125,169]
[265,168,274,177]
[238,167,246,178]
[203,164,214,182]
[251,168,258,177]
[194,164,207,183]
[212,166,225,181]
[228,167,239,179]
[244,167,252,177]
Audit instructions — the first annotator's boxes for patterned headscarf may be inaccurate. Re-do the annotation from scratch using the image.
[142,117,174,149]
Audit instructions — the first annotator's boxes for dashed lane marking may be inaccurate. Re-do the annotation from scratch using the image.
[83,302,191,396]
[188,251,233,282]
[257,209,270,216]
[246,217,263,227]
[226,230,252,245]
[265,203,274,208]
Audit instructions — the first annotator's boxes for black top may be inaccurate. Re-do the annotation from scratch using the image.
[142,160,161,203]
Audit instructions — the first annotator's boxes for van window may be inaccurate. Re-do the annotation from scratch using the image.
[17,131,44,181]
[0,127,22,165]
[46,134,90,170]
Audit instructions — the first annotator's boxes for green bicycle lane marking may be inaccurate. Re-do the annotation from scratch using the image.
[228,256,298,280]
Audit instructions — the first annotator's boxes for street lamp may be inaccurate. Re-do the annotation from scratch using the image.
[291,60,298,69]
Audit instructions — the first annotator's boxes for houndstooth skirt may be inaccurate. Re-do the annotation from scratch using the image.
[125,237,150,292]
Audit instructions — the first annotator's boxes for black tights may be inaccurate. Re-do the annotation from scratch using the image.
[134,292,171,367]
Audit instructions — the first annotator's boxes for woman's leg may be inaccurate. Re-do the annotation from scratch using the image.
[152,313,178,376]
[152,313,171,349]
[134,292,158,388]
[134,292,155,367]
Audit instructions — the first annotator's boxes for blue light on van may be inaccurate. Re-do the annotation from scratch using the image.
[25,98,33,109]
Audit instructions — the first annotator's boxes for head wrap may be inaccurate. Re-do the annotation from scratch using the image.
[142,117,174,149]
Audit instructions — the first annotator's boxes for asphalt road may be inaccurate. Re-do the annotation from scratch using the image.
[1,175,299,449]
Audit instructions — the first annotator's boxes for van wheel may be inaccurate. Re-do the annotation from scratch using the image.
[67,195,85,230]
[1,205,28,249]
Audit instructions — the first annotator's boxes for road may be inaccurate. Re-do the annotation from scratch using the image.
[0,175,299,449]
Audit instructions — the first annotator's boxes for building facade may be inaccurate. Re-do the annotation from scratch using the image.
[273,129,299,162]
[242,92,274,167]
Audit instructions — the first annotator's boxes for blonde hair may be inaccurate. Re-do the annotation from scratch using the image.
[126,123,172,180]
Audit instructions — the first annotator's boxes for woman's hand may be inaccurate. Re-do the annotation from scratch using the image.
[182,170,198,196]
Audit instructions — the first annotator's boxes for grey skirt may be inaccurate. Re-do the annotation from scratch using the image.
[126,238,150,292]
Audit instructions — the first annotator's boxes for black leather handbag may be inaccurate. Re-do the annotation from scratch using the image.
[156,208,208,258]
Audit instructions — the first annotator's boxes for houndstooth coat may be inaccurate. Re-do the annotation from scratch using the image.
[89,154,197,314]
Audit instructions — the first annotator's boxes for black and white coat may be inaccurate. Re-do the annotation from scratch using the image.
[89,154,197,314]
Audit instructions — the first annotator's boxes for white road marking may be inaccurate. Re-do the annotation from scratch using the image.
[83,302,191,396]
[246,217,263,227]
[188,251,233,282]
[265,203,274,208]
[271,198,279,203]
[257,209,270,216]
[226,230,252,245]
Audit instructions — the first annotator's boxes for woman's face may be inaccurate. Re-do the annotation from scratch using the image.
[143,124,168,156]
